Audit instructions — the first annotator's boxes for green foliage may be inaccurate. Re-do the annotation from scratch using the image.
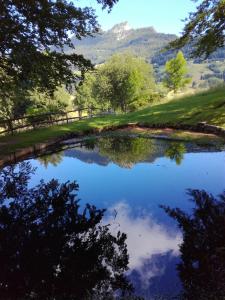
[27,86,72,115]
[74,53,158,113]
[74,72,103,111]
[164,51,192,92]
[37,152,64,168]
[92,71,113,111]
[0,60,73,120]
[0,85,224,155]
[168,0,225,57]
[97,137,155,168]
[20,87,72,127]
[3,86,72,128]
[165,142,186,165]
[94,53,157,112]
[207,77,224,88]
[0,67,33,120]
[0,0,118,94]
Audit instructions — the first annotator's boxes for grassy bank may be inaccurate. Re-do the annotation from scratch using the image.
[0,86,225,155]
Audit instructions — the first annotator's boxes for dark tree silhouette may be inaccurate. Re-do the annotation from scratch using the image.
[0,162,132,299]
[161,189,225,300]
[0,0,118,94]
[168,0,225,57]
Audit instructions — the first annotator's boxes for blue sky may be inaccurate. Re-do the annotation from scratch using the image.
[78,0,198,35]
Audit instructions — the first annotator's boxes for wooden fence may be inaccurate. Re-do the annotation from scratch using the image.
[0,107,113,136]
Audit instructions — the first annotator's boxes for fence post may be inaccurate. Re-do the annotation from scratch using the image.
[88,106,94,118]
[7,119,13,135]
[78,109,82,120]
[66,112,69,124]
[49,114,53,125]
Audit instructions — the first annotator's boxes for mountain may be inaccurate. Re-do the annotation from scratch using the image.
[68,22,177,65]
[68,22,225,66]
[66,22,225,89]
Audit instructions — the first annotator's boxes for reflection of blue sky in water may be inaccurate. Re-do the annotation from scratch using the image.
[24,139,225,297]
[29,150,225,223]
[106,202,181,297]
[106,202,181,270]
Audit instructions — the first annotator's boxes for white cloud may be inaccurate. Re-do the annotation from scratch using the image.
[105,202,182,285]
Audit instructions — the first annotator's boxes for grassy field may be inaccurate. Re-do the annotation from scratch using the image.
[0,86,224,155]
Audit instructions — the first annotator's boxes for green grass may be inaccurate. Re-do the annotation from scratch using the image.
[0,86,225,156]
[112,128,224,146]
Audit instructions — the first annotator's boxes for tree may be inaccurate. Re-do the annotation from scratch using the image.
[161,189,225,299]
[26,86,73,115]
[168,0,225,57]
[0,162,132,299]
[0,0,118,95]
[164,51,191,93]
[0,84,72,124]
[97,137,155,168]
[94,53,157,112]
[165,143,186,165]
[37,151,64,168]
[0,67,73,120]
[92,71,112,111]
[74,72,101,112]
[0,67,33,122]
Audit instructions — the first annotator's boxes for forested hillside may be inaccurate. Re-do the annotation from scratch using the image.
[69,22,225,66]
[68,22,177,65]
[68,22,225,89]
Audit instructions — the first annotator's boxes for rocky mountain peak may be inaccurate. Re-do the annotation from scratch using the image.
[109,22,132,33]
[109,22,132,40]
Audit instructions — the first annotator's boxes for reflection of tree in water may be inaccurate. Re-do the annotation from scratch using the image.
[37,151,64,168]
[97,137,155,168]
[0,162,133,299]
[162,189,225,300]
[83,137,96,150]
[82,137,187,168]
[164,143,186,165]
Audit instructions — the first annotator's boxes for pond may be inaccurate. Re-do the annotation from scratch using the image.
[1,135,225,299]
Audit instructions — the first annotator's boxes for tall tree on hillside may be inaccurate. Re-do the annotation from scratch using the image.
[164,51,191,93]
[168,0,225,57]
[0,0,118,96]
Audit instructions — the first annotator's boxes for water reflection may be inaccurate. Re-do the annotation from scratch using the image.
[34,136,225,172]
[130,252,181,299]
[107,202,181,298]
[38,136,165,169]
[61,136,221,168]
[1,135,225,299]
[37,151,64,168]
[97,137,156,168]
[107,202,181,271]
[0,163,132,299]
[62,136,160,169]
[2,162,224,299]
[165,143,186,165]
[162,189,225,300]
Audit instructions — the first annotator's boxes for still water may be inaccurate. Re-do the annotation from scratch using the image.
[21,136,225,299]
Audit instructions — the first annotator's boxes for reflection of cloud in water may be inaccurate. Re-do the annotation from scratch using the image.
[106,202,182,292]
